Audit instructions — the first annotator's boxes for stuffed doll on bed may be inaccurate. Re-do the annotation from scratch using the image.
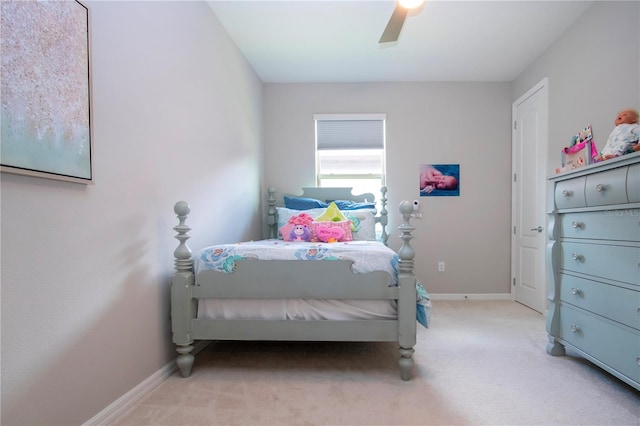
[280,212,314,242]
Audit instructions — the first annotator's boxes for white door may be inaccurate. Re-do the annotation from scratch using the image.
[511,79,548,313]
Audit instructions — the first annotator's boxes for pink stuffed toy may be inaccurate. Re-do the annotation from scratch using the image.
[315,225,344,243]
[280,212,313,242]
[311,220,352,243]
[290,224,311,241]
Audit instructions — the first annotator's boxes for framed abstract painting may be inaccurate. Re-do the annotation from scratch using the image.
[1,0,93,184]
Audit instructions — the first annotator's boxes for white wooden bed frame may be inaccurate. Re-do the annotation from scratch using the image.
[171,187,418,380]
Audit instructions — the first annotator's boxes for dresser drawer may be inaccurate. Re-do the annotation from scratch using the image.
[628,163,640,203]
[560,274,640,330]
[559,304,640,383]
[585,167,628,206]
[560,210,640,241]
[555,177,586,209]
[560,241,640,285]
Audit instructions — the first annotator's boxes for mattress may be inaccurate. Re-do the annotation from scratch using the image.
[198,298,397,321]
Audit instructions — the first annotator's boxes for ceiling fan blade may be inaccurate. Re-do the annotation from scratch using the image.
[379,4,408,43]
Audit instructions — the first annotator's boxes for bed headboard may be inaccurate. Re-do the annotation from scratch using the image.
[266,186,388,244]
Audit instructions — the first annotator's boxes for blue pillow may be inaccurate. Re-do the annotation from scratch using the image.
[284,196,328,210]
[284,196,375,211]
[332,200,376,210]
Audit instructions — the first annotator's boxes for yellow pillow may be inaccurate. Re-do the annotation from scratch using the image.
[314,202,347,222]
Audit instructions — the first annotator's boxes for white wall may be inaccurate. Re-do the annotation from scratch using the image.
[512,1,640,174]
[0,2,263,424]
[263,82,513,296]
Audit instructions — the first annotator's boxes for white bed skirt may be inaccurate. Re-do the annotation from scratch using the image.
[198,299,398,321]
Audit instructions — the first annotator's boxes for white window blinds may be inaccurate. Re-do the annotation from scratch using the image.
[314,114,386,150]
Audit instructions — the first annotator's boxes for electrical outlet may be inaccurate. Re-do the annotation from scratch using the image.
[438,261,445,272]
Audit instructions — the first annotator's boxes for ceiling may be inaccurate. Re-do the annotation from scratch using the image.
[206,0,594,83]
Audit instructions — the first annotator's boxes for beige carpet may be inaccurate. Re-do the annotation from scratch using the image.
[113,300,640,425]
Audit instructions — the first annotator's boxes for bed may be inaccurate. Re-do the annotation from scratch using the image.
[171,187,427,381]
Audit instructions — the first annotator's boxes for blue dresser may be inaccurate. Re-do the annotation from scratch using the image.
[546,152,639,390]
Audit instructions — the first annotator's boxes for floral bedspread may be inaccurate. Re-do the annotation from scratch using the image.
[194,239,431,327]
[195,239,398,280]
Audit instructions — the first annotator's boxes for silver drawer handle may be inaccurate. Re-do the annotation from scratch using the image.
[571,287,582,296]
[637,356,640,366]
[571,253,583,261]
[571,221,583,229]
[570,324,581,333]
[595,183,606,192]
[562,190,573,197]
[530,226,543,232]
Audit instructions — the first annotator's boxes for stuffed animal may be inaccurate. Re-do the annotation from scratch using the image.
[279,212,313,241]
[289,223,311,241]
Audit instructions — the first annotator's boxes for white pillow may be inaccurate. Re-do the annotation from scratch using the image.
[344,210,377,241]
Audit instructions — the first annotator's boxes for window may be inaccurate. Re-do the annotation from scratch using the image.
[315,114,386,197]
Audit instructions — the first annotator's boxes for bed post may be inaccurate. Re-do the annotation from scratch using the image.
[397,200,417,380]
[172,201,196,377]
[379,186,389,245]
[267,187,277,239]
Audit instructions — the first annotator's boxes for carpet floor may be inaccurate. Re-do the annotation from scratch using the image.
[112,300,640,425]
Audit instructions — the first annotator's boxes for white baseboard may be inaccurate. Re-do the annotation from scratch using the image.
[84,341,210,426]
[429,293,513,301]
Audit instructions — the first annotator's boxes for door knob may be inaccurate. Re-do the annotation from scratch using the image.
[530,226,543,232]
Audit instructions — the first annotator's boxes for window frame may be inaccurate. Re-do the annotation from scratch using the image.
[314,114,387,191]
